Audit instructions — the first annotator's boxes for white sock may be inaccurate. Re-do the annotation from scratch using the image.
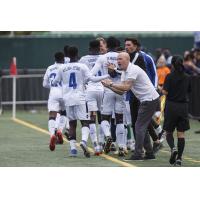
[101,120,111,137]
[48,119,56,136]
[98,124,105,144]
[124,125,128,147]
[70,139,77,150]
[55,114,60,130]
[116,123,126,148]
[65,117,70,130]
[58,115,67,133]
[81,126,90,143]
[89,123,98,145]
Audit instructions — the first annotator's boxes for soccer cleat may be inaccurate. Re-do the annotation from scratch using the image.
[118,147,126,157]
[103,136,113,154]
[174,159,182,167]
[127,140,135,152]
[110,142,117,152]
[80,141,90,158]
[49,135,57,151]
[169,149,178,165]
[70,149,77,157]
[56,130,63,144]
[98,143,104,154]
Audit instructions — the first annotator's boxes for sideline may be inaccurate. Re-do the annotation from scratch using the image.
[12,117,136,167]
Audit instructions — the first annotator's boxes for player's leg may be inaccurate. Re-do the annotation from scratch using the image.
[100,93,114,154]
[48,99,59,151]
[76,104,91,158]
[65,106,78,156]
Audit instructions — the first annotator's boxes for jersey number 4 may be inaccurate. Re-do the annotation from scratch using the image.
[69,72,77,89]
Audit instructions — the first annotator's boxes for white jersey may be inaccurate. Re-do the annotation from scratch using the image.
[91,51,121,93]
[79,54,104,92]
[53,62,109,106]
[43,63,63,99]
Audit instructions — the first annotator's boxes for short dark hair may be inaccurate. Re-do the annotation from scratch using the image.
[89,40,100,51]
[171,55,184,73]
[125,38,141,47]
[68,46,78,59]
[54,52,64,63]
[64,45,69,57]
[106,36,118,49]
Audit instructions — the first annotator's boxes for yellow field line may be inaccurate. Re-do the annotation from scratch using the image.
[160,149,200,163]
[12,117,136,167]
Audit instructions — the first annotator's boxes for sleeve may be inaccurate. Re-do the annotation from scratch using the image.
[90,56,103,75]
[146,55,157,87]
[126,67,137,81]
[163,74,170,92]
[83,64,109,82]
[42,70,50,88]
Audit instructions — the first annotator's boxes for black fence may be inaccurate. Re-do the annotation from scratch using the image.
[0,71,200,118]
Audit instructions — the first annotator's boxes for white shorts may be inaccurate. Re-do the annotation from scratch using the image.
[86,91,104,112]
[123,101,132,125]
[101,92,124,115]
[66,104,90,121]
[48,97,65,112]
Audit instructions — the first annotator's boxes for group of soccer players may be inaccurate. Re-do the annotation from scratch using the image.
[43,36,164,159]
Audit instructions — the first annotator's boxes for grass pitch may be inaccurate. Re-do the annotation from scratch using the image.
[0,110,200,167]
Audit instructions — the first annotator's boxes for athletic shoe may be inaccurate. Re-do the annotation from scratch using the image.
[103,136,112,154]
[94,144,101,156]
[153,142,162,154]
[169,149,178,165]
[118,147,126,157]
[123,155,144,161]
[144,154,156,160]
[127,140,135,152]
[56,130,63,144]
[70,149,77,157]
[80,141,90,158]
[174,159,182,166]
[110,143,117,152]
[49,135,57,151]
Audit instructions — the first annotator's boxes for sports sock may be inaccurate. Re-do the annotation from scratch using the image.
[177,138,185,160]
[98,125,104,144]
[48,119,56,135]
[81,126,90,143]
[70,139,77,150]
[116,123,126,148]
[58,115,67,133]
[89,123,98,145]
[101,120,111,137]
[166,132,175,150]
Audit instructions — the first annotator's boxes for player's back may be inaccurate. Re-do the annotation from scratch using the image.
[79,54,103,91]
[44,63,63,98]
[60,62,89,106]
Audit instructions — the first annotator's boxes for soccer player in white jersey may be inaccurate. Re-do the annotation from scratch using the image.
[52,46,110,157]
[79,40,103,155]
[91,37,126,156]
[43,52,67,151]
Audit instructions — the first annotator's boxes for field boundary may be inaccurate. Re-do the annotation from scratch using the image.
[12,117,136,167]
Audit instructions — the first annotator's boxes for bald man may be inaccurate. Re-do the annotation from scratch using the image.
[102,52,159,161]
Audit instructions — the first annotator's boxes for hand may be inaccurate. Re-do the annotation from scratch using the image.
[101,79,113,87]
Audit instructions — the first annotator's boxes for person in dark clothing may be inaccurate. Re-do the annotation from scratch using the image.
[162,55,191,166]
[125,38,161,151]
